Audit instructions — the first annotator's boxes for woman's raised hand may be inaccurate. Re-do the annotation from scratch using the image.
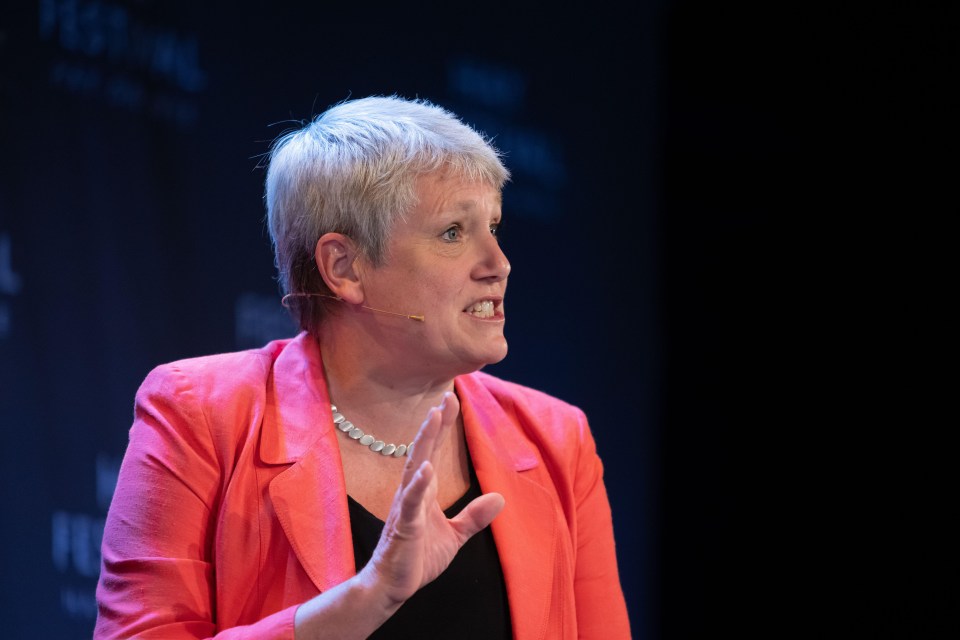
[358,391,505,609]
[294,393,504,638]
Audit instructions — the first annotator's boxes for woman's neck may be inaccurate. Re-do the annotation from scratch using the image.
[316,322,457,443]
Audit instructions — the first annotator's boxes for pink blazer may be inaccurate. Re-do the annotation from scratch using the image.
[95,333,631,639]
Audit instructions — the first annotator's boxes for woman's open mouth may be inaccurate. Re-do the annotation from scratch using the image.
[464,299,503,319]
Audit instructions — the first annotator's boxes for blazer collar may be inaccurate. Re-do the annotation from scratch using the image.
[261,339,560,637]
[261,332,331,464]
[457,373,559,640]
[262,333,355,592]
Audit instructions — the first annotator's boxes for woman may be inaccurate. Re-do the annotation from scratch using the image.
[95,95,630,639]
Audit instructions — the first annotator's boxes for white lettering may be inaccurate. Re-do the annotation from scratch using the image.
[39,0,207,93]
[51,511,71,572]
[51,511,104,578]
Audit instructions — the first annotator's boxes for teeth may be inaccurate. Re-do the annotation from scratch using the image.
[467,300,496,318]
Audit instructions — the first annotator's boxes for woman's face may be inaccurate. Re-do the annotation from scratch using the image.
[357,171,510,378]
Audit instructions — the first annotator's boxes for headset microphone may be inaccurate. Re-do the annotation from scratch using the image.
[281,293,425,322]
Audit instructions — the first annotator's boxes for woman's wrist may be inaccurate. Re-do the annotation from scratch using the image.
[354,561,408,615]
[294,570,402,640]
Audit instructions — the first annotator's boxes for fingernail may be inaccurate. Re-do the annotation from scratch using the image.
[440,391,453,409]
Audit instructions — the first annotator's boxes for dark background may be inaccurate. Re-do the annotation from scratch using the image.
[1,1,952,638]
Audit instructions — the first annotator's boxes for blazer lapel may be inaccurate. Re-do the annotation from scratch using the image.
[457,374,558,640]
[258,337,561,631]
[261,333,355,593]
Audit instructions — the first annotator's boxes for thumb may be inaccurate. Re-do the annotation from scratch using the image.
[449,493,505,542]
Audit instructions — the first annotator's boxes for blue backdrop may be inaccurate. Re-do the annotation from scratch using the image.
[1,2,663,637]
[0,1,840,637]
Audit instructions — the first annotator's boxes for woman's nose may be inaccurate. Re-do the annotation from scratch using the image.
[474,233,510,281]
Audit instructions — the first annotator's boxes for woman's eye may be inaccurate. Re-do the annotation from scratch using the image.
[490,223,500,238]
[441,226,461,241]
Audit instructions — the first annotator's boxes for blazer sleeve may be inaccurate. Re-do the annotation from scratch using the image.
[572,409,632,639]
[94,364,297,640]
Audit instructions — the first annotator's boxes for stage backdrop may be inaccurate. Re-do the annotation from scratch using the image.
[1,2,660,637]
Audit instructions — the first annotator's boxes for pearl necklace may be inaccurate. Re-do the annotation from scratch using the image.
[331,404,410,457]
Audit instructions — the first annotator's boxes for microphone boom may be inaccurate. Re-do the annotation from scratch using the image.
[281,293,424,322]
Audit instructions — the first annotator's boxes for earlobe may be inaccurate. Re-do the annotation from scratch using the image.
[314,233,365,304]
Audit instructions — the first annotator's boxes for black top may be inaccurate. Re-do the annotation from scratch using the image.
[347,458,513,640]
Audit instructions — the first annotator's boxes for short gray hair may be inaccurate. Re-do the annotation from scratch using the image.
[265,95,510,334]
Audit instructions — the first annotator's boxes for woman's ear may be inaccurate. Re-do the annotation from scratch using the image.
[315,233,365,304]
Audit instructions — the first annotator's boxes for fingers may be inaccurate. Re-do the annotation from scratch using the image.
[449,492,505,541]
[396,461,435,531]
[401,392,459,487]
[438,391,460,430]
[400,410,439,487]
